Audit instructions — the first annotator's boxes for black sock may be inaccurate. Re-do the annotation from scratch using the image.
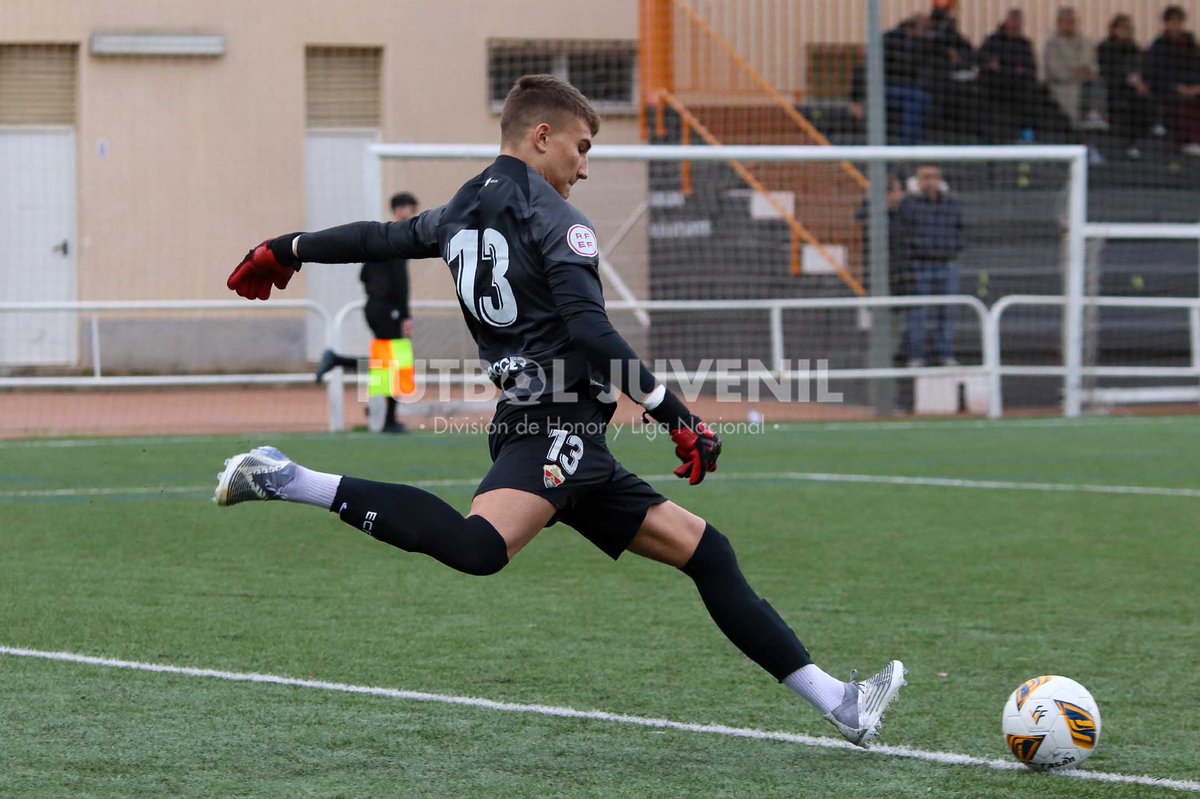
[682,524,812,681]
[331,477,508,576]
[385,397,399,426]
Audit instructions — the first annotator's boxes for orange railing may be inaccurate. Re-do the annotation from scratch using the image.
[667,0,868,191]
[658,90,865,296]
[640,0,869,295]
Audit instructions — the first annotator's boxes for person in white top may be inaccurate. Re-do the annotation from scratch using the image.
[1043,6,1106,129]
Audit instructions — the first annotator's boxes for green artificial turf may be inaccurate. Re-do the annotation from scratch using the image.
[1,416,1197,797]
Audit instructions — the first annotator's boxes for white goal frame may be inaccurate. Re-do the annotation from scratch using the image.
[368,143,1090,418]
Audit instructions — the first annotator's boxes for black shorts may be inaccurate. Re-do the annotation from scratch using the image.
[474,398,667,560]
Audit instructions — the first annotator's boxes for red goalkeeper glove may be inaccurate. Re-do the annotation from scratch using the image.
[669,416,722,485]
[227,234,304,301]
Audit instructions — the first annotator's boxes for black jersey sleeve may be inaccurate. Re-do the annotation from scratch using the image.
[296,205,443,264]
[544,258,658,402]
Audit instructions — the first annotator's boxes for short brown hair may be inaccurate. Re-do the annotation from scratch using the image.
[499,74,600,145]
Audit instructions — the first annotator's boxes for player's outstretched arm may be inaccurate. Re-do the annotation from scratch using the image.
[226,208,443,301]
[546,259,721,484]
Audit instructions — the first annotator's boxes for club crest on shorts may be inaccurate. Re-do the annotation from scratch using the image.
[543,463,565,488]
[566,224,598,257]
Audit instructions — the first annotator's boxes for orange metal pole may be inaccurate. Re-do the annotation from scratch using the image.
[641,0,675,141]
[641,3,674,99]
[638,0,648,140]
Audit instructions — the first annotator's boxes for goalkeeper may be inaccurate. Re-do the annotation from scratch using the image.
[216,74,904,746]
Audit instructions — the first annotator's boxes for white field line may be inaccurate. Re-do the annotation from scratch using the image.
[0,486,208,498]
[734,472,1200,498]
[4,472,1200,500]
[1,645,1197,794]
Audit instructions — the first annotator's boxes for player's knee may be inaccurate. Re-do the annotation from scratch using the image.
[455,516,511,576]
[680,523,735,577]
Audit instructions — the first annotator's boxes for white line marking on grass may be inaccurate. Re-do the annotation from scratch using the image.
[0,478,483,499]
[5,472,1200,501]
[2,645,1197,794]
[0,486,206,498]
[734,472,1200,498]
[0,432,359,450]
[768,416,1199,433]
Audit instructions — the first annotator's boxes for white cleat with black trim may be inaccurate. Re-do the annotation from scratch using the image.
[213,446,297,507]
[823,659,906,747]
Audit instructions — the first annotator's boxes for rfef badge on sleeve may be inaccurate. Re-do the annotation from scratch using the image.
[567,224,598,257]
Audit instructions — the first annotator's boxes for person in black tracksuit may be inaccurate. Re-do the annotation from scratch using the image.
[316,192,418,433]
[219,74,905,747]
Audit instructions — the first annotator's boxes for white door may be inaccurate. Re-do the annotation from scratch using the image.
[0,128,77,366]
[305,130,380,361]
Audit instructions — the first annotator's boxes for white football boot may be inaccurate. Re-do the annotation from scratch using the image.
[213,446,297,506]
[823,659,906,747]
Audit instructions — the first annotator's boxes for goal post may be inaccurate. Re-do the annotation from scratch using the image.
[367,142,1088,419]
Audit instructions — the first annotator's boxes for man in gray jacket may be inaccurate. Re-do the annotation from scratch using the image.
[898,164,965,367]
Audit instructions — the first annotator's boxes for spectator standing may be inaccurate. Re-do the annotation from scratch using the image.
[1098,13,1155,159]
[1144,5,1200,155]
[1043,6,1105,130]
[898,164,965,367]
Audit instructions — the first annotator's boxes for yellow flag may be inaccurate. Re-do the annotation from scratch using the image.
[368,338,414,398]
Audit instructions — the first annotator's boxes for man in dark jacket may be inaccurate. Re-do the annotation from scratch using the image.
[926,5,979,138]
[316,192,419,433]
[1144,5,1200,153]
[883,14,935,145]
[979,9,1068,141]
[1098,13,1154,158]
[898,165,965,366]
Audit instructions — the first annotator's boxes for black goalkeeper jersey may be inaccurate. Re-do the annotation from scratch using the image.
[297,155,655,406]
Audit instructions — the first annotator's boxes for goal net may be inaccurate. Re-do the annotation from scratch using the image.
[639,0,1200,415]
[368,142,1086,423]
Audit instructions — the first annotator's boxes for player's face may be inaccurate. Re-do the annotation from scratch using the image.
[392,204,417,222]
[544,117,592,199]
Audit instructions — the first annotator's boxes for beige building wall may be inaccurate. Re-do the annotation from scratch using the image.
[1,0,641,312]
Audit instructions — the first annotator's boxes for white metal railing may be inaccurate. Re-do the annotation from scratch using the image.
[988,294,1200,417]
[6,291,1200,429]
[0,300,329,388]
[322,295,991,431]
[1076,222,1200,408]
